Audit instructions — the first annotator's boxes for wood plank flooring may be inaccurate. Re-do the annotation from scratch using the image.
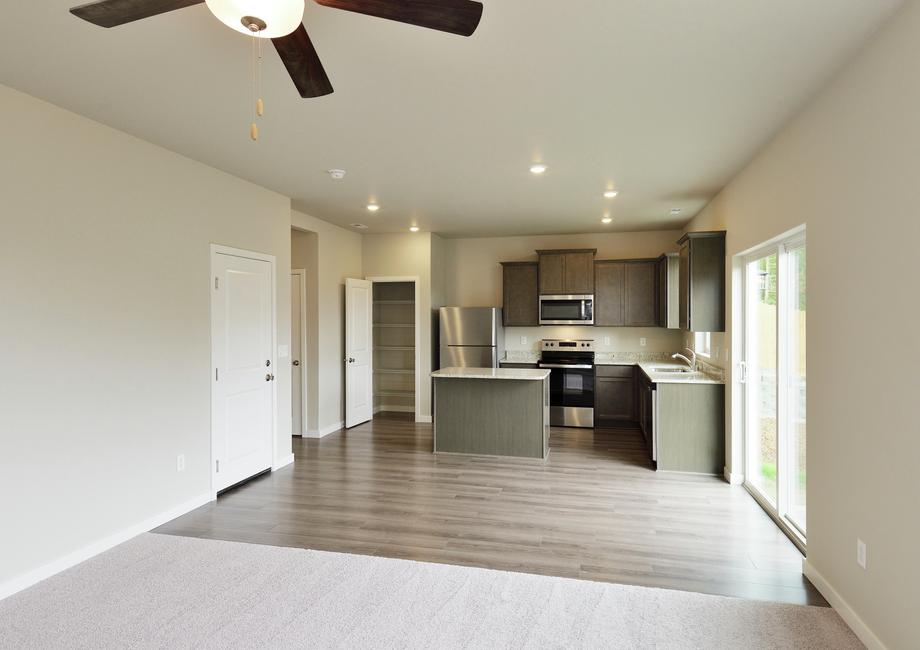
[155,413,826,606]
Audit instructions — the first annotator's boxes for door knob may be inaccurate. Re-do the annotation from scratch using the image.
[347,357,355,363]
[265,374,272,381]
[292,360,300,366]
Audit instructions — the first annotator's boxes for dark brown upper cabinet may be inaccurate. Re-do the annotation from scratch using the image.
[678,231,726,332]
[657,253,680,329]
[595,259,658,327]
[594,261,626,326]
[625,261,657,326]
[536,249,596,295]
[500,262,540,327]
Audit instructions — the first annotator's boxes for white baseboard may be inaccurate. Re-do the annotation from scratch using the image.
[272,453,295,471]
[304,421,344,438]
[803,560,887,650]
[723,467,744,484]
[416,414,432,424]
[0,491,212,602]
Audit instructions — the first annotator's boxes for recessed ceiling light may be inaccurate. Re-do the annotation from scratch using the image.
[670,208,682,215]
[350,223,368,230]
[601,216,613,225]
[367,204,380,212]
[409,226,420,232]
[603,190,619,199]
[327,169,347,180]
[529,164,547,175]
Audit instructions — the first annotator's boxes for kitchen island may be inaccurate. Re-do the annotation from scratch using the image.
[431,367,551,459]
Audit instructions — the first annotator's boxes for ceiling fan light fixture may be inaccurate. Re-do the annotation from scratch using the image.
[205,0,305,38]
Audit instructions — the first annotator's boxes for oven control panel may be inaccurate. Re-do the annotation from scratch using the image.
[541,339,595,351]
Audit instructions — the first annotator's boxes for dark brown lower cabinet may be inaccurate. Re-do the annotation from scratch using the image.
[594,365,637,424]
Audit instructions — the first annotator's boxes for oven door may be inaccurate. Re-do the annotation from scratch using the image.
[542,365,595,428]
[539,295,594,325]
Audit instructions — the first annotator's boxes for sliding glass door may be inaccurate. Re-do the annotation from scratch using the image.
[742,231,806,542]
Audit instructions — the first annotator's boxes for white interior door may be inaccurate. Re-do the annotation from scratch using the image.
[345,278,373,428]
[291,270,305,436]
[211,250,274,493]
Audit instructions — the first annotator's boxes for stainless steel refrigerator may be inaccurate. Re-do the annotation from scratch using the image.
[438,307,505,369]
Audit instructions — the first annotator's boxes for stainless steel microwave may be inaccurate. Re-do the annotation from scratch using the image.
[539,295,594,325]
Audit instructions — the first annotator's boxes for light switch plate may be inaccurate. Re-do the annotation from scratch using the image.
[857,538,867,569]
[604,336,611,346]
[640,337,647,347]
[520,336,527,345]
[278,345,289,358]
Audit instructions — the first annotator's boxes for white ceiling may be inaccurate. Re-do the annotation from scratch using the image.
[0,1,902,237]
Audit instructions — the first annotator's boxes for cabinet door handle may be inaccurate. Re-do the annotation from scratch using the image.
[738,361,747,384]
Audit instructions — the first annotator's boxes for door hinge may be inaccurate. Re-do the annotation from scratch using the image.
[214,276,219,290]
[216,459,220,473]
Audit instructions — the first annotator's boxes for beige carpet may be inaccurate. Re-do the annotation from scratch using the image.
[0,533,861,649]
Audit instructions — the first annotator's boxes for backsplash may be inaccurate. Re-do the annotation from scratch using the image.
[505,326,684,355]
[504,349,676,364]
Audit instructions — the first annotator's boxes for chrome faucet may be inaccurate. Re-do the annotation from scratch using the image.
[671,347,698,372]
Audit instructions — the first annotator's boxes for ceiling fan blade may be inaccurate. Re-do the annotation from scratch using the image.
[314,0,483,37]
[272,25,334,98]
[70,0,204,27]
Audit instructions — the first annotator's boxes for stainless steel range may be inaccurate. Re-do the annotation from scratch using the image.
[539,339,595,428]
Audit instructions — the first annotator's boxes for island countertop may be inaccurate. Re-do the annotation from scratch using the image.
[432,367,551,381]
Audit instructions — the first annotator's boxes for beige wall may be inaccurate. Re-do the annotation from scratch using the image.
[362,233,434,418]
[291,229,319,432]
[682,3,920,646]
[291,212,363,434]
[0,84,293,587]
[443,230,683,308]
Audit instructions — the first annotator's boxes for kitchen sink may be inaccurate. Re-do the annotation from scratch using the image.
[651,367,695,373]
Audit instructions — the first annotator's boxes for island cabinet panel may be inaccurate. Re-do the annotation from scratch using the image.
[500,262,539,327]
[595,365,637,423]
[594,261,626,326]
[677,231,726,332]
[537,249,596,295]
[434,377,549,459]
[624,261,658,326]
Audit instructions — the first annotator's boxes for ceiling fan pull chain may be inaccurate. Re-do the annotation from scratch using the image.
[256,36,265,118]
[249,32,258,141]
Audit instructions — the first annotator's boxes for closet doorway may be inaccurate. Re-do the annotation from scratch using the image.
[369,278,419,421]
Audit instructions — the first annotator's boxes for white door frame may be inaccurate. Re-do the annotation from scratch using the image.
[209,243,278,500]
[737,225,806,552]
[366,276,421,423]
[291,269,307,436]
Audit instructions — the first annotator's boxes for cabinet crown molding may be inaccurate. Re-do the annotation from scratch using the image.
[535,248,597,255]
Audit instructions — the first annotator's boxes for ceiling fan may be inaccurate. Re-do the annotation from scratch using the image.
[69,0,484,99]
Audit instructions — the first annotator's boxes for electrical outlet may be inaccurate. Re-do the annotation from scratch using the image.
[604,336,611,346]
[520,336,527,345]
[857,538,867,569]
[177,454,186,473]
[639,337,647,347]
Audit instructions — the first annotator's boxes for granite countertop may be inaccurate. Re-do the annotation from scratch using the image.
[432,367,551,381]
[637,361,724,385]
[499,352,724,385]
